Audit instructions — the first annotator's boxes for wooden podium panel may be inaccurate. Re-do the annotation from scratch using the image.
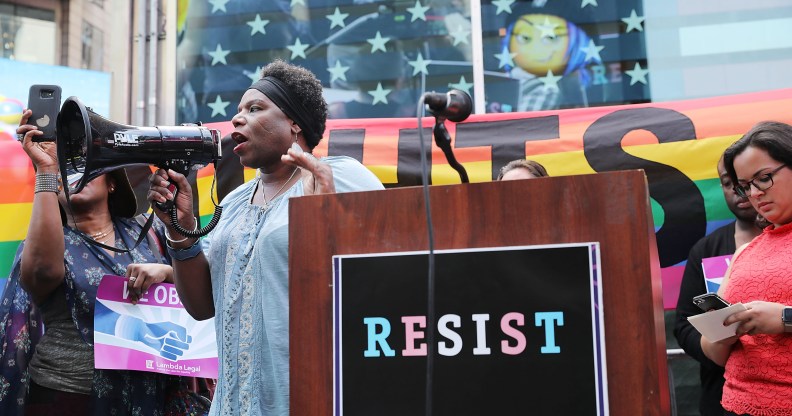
[289,170,669,415]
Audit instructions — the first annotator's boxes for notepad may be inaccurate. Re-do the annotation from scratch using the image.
[687,303,748,342]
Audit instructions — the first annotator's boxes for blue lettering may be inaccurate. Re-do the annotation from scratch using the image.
[535,312,564,354]
[363,317,396,357]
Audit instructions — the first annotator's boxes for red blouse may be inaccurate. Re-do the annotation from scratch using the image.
[722,222,792,416]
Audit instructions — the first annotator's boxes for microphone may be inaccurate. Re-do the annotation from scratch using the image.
[423,89,472,123]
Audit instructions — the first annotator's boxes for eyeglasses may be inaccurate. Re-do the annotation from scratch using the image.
[733,165,786,198]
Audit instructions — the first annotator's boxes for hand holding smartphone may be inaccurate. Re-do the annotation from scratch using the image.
[26,85,62,142]
[693,293,731,312]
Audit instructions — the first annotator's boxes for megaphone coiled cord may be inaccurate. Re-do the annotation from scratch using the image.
[165,163,223,238]
[169,205,222,238]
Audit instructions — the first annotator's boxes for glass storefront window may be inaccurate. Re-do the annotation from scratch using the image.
[480,0,648,112]
[0,4,56,65]
[81,21,104,71]
[175,0,473,123]
[174,0,792,123]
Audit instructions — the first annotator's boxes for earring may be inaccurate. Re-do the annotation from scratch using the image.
[294,132,298,143]
[109,187,115,193]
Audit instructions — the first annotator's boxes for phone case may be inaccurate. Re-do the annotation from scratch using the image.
[27,84,62,142]
[692,293,730,311]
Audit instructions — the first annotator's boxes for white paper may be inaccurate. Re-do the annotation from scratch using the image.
[687,303,747,342]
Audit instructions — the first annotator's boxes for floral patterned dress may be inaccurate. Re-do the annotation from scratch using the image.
[0,216,208,415]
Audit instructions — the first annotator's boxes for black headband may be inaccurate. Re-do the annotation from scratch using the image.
[248,76,319,142]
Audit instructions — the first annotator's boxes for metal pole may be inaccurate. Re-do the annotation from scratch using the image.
[147,0,159,124]
[469,0,485,114]
[135,0,147,125]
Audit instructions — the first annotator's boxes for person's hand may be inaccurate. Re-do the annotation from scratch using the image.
[723,301,786,336]
[115,315,192,361]
[282,143,335,195]
[147,169,196,239]
[16,109,58,173]
[125,263,174,304]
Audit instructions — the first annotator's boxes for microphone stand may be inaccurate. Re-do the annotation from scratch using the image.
[432,116,469,183]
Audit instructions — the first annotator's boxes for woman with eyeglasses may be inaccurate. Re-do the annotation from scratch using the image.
[700,121,792,416]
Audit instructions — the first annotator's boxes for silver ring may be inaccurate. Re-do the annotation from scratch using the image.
[129,276,137,283]
[16,133,24,142]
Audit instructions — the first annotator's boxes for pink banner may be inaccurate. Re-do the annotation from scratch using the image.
[94,275,218,378]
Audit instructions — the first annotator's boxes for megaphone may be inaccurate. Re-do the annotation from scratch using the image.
[56,96,223,238]
[57,96,221,194]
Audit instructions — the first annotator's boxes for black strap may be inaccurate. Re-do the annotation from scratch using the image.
[136,214,164,263]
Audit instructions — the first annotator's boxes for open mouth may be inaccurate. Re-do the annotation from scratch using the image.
[231,132,249,154]
[231,131,248,144]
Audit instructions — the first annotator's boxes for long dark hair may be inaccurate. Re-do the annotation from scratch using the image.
[723,121,792,185]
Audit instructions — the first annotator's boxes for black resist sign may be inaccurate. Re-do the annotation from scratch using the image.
[333,244,608,416]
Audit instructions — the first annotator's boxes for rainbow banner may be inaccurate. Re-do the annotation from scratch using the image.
[4,89,792,309]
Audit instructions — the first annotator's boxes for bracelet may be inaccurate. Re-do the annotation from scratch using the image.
[164,217,198,245]
[167,238,203,261]
[35,173,60,194]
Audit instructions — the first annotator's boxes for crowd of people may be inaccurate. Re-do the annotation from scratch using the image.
[3,57,792,415]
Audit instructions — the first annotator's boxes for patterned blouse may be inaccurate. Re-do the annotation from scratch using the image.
[721,221,792,416]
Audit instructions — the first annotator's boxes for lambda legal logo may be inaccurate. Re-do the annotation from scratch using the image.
[145,360,154,369]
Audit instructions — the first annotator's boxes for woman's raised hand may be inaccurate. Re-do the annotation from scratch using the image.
[282,143,336,196]
[17,109,58,173]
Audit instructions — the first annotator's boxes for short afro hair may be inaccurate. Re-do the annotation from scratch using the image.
[260,59,327,149]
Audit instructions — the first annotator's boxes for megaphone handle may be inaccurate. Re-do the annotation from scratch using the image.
[153,183,178,211]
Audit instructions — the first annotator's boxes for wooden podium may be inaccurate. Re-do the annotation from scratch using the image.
[289,170,670,415]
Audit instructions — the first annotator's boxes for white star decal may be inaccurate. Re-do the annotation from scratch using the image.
[494,46,517,69]
[450,24,470,46]
[208,0,229,13]
[581,39,604,63]
[408,52,431,76]
[491,0,515,15]
[245,66,263,84]
[539,70,562,91]
[624,62,649,85]
[406,0,430,22]
[581,0,598,8]
[326,7,349,29]
[286,38,309,60]
[290,0,306,7]
[327,60,350,83]
[536,17,559,39]
[368,83,392,105]
[367,31,390,53]
[448,76,474,94]
[207,95,230,117]
[247,14,270,36]
[621,10,645,33]
[208,44,230,66]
